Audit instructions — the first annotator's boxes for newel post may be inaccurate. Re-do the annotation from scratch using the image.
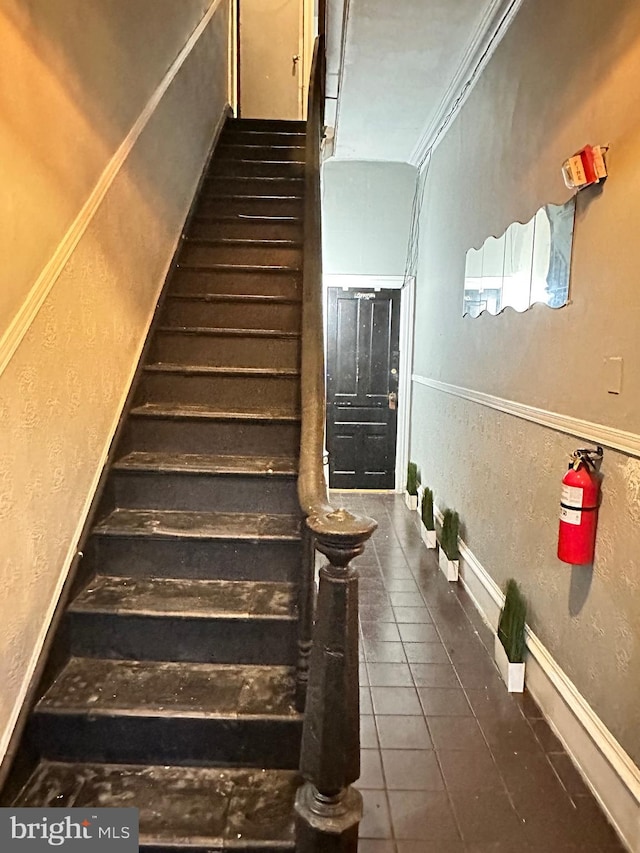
[295,508,376,853]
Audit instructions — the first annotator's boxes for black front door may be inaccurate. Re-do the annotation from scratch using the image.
[326,288,400,489]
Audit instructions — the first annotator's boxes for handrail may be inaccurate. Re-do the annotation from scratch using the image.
[297,35,331,520]
[295,33,377,853]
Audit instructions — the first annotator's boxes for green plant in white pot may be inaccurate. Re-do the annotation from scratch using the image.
[405,462,419,511]
[438,509,460,581]
[494,578,527,692]
[420,487,436,549]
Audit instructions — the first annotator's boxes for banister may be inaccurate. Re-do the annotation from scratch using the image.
[295,33,377,853]
[297,35,330,520]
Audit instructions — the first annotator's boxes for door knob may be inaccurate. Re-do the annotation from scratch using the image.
[388,392,398,410]
[292,54,300,75]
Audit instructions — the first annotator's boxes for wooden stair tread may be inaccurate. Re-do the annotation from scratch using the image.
[38,658,300,718]
[156,326,300,338]
[143,364,299,377]
[129,402,300,421]
[176,262,302,273]
[113,451,297,477]
[184,237,302,247]
[165,292,301,303]
[93,507,302,541]
[70,575,297,619]
[14,761,298,849]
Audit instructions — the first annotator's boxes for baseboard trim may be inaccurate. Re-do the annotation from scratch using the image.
[0,104,230,800]
[413,375,640,459]
[0,0,227,379]
[444,514,640,852]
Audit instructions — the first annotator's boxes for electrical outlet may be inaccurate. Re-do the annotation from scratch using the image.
[604,356,623,394]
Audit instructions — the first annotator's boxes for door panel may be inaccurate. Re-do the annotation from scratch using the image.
[326,289,400,489]
[239,0,302,119]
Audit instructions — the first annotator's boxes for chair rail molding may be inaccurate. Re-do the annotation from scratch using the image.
[0,0,227,379]
[412,375,640,459]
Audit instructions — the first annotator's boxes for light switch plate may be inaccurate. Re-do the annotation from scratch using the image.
[604,356,623,394]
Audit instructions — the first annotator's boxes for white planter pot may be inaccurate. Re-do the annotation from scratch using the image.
[404,492,418,511]
[494,633,525,693]
[438,547,459,581]
[420,525,437,549]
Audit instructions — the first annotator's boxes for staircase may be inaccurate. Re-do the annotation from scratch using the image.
[6,118,309,850]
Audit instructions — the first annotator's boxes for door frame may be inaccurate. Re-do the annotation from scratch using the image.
[323,274,416,493]
[231,0,316,119]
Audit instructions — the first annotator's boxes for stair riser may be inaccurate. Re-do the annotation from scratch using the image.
[215,144,305,162]
[84,536,301,582]
[112,471,300,514]
[68,612,297,665]
[179,243,302,269]
[137,374,300,410]
[122,416,300,457]
[221,130,305,147]
[209,160,304,178]
[203,178,303,197]
[196,196,304,218]
[226,118,305,132]
[31,714,302,769]
[189,218,302,241]
[160,299,301,331]
[150,332,300,369]
[171,268,301,298]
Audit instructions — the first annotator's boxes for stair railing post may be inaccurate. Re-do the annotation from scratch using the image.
[295,508,376,852]
[296,525,316,711]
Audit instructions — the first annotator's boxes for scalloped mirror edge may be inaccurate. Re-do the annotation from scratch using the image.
[463,197,576,318]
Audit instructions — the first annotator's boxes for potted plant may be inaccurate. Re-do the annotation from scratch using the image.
[494,578,527,692]
[438,509,459,581]
[405,461,419,511]
[420,487,437,548]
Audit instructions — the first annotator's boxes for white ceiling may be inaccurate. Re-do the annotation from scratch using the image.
[325,0,511,163]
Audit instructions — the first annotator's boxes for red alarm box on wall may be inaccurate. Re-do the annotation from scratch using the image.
[562,145,608,190]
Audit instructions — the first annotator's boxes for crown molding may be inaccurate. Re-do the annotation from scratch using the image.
[409,0,525,168]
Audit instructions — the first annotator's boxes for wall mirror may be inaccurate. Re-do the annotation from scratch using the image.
[463,197,576,318]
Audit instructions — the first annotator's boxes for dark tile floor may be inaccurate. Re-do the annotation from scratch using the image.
[331,492,626,853]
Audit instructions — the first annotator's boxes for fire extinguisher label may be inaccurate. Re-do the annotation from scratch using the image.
[560,484,583,525]
[560,505,581,525]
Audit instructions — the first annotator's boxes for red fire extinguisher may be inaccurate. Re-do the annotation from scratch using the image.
[557,446,604,565]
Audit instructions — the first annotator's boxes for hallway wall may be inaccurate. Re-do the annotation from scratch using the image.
[411,0,640,775]
[0,0,231,766]
[322,159,416,275]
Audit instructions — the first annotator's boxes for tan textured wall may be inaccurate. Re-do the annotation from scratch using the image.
[0,0,214,337]
[411,0,640,763]
[0,1,230,762]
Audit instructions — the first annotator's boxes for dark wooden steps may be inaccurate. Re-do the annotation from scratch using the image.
[14,762,298,851]
[111,450,299,514]
[196,194,304,217]
[122,402,300,458]
[202,176,304,197]
[5,116,308,845]
[170,267,301,298]
[67,575,298,665]
[189,216,302,241]
[113,451,297,477]
[151,328,300,370]
[31,658,302,767]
